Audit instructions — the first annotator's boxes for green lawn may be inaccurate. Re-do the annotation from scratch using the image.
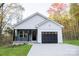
[0,44,32,56]
[64,39,79,46]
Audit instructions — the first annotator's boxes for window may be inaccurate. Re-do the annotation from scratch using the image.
[18,30,28,38]
[18,31,23,38]
[24,32,28,37]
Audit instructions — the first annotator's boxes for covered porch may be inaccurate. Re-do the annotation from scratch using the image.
[13,29,37,41]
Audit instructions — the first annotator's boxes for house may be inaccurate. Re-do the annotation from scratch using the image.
[13,12,64,43]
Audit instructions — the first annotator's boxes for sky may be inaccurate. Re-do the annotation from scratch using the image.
[21,3,51,19]
[11,3,69,25]
[10,3,52,25]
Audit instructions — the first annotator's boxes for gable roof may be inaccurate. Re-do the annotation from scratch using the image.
[14,12,64,28]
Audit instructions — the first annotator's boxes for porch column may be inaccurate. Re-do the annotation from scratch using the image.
[29,30,32,41]
[30,32,32,41]
[15,29,17,41]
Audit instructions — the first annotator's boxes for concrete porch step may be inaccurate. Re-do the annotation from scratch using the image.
[13,41,38,45]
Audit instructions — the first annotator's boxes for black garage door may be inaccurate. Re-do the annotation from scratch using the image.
[42,32,57,43]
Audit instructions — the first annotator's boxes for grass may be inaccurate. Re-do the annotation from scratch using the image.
[0,44,32,56]
[64,39,79,46]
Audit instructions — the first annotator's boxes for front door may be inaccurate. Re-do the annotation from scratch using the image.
[32,30,37,41]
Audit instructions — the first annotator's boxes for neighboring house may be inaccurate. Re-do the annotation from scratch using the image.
[13,12,64,43]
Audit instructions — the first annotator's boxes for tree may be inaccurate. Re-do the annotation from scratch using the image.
[47,3,74,40]
[48,3,79,40]
[0,3,5,40]
[48,3,67,18]
[0,3,24,41]
[48,3,68,25]
[69,3,79,39]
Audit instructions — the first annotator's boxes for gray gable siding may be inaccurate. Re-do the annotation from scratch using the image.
[14,12,64,29]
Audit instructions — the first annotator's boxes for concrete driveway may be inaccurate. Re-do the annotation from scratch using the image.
[28,44,79,56]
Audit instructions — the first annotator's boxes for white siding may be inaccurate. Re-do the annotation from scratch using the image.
[15,15,46,29]
[37,21,63,43]
[39,21,61,30]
